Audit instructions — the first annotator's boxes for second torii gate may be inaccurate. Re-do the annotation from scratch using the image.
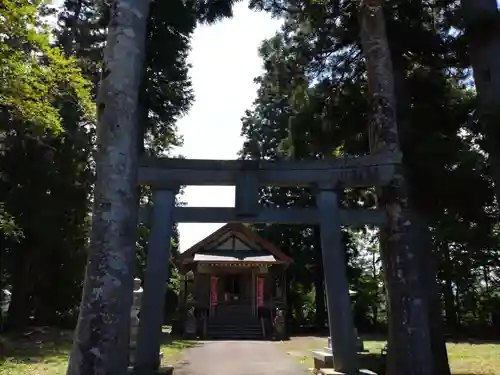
[134,151,400,375]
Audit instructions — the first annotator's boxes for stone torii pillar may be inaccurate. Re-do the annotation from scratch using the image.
[135,187,178,371]
[316,185,359,374]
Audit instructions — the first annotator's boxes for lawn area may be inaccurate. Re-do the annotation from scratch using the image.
[0,327,196,375]
[275,335,500,375]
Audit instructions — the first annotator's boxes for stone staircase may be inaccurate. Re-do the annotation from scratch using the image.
[207,305,264,340]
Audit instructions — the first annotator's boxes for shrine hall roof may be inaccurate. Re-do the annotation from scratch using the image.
[193,252,277,263]
[175,223,292,266]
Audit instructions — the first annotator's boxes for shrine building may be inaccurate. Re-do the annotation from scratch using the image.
[175,223,292,339]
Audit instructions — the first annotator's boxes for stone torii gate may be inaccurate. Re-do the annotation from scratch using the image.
[134,151,400,375]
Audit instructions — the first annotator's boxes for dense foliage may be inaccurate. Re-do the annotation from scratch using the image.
[239,0,500,337]
[0,0,242,331]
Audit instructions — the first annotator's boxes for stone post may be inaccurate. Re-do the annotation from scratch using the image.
[129,278,143,365]
[317,186,359,374]
[135,187,177,371]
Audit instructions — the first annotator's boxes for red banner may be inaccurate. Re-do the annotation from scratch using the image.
[210,277,218,306]
[257,277,264,307]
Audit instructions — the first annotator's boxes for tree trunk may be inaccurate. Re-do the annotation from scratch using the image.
[313,226,326,331]
[32,258,55,326]
[371,251,379,326]
[61,0,84,58]
[461,0,500,205]
[392,55,450,375]
[358,2,433,375]
[454,285,462,330]
[7,247,35,331]
[483,265,490,291]
[441,241,459,330]
[66,0,152,374]
[443,281,458,332]
[411,215,451,375]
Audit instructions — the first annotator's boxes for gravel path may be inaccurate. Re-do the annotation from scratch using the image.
[175,340,309,375]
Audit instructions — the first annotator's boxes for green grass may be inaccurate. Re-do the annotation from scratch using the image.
[276,335,500,375]
[0,327,196,375]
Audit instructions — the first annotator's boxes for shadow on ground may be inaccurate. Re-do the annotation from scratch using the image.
[361,333,500,346]
[1,327,199,366]
[195,337,290,342]
[1,327,72,364]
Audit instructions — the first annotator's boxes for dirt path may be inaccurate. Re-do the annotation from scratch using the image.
[175,340,309,375]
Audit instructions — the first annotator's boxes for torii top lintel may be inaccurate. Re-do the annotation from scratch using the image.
[138,151,401,188]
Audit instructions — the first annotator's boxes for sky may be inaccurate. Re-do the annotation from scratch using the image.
[173,3,282,251]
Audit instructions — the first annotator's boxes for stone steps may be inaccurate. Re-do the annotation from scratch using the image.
[207,331,263,339]
[207,330,263,339]
[318,369,377,375]
[207,315,263,339]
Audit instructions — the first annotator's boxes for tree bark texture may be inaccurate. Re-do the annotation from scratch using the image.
[461,0,500,208]
[358,2,433,375]
[66,0,152,374]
